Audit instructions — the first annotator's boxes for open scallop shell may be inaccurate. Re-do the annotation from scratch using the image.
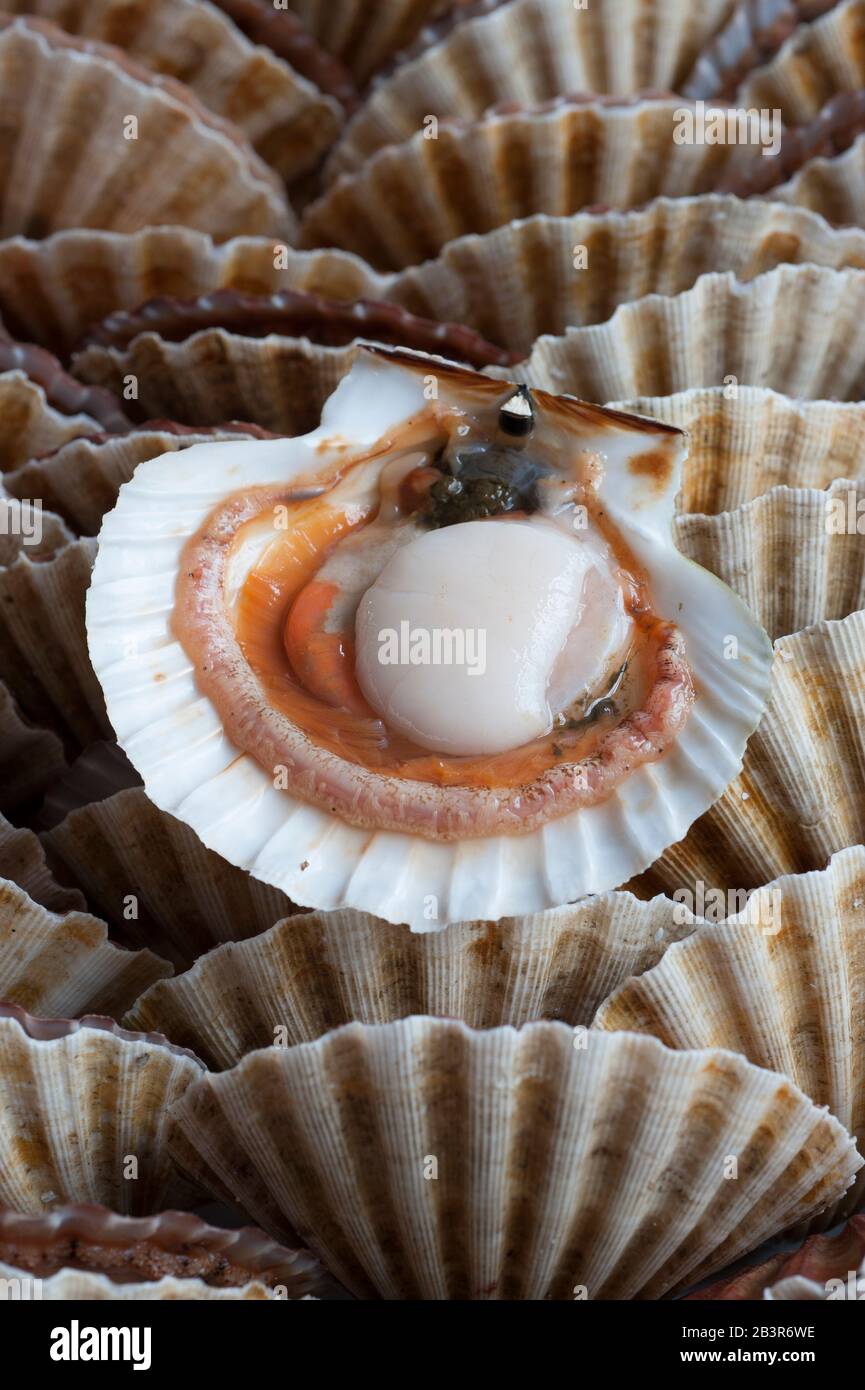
[385,197,865,357]
[42,787,299,969]
[505,264,865,401]
[737,0,865,122]
[86,348,772,928]
[0,814,83,912]
[8,197,863,362]
[122,893,700,1065]
[302,100,769,271]
[683,0,840,100]
[687,1213,865,1298]
[0,682,68,816]
[168,1018,862,1299]
[5,424,280,537]
[633,607,865,899]
[70,209,865,415]
[0,370,101,474]
[0,1002,204,1214]
[613,387,865,515]
[325,0,740,180]
[596,846,865,1227]
[674,479,865,640]
[0,228,385,354]
[1,0,343,182]
[0,876,171,1018]
[0,1202,336,1300]
[0,16,293,240]
[0,508,107,751]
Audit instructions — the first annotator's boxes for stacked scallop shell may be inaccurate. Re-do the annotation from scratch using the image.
[2,0,865,1302]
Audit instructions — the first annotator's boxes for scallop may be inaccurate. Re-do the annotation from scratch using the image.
[355,517,631,756]
[87,348,773,929]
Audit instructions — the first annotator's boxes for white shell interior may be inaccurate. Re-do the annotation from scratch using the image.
[87,350,773,929]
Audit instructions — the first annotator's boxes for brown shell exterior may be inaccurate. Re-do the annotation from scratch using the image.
[0,1202,332,1296]
[210,0,360,111]
[687,1215,865,1299]
[0,341,131,433]
[78,287,518,368]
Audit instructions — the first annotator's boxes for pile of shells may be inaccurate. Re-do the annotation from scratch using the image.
[3,0,865,1302]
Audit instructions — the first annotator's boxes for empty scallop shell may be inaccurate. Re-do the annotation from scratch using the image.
[674,479,865,640]
[0,876,170,1018]
[634,607,865,899]
[597,847,865,1229]
[0,16,293,240]
[0,370,101,474]
[302,100,769,271]
[5,423,280,537]
[683,0,840,100]
[0,509,107,750]
[0,1002,204,1214]
[8,196,863,363]
[737,0,865,122]
[687,1213,865,1298]
[0,228,385,354]
[168,1018,862,1299]
[613,386,865,515]
[0,814,83,913]
[122,893,700,1065]
[0,682,68,816]
[42,787,299,969]
[0,1202,336,1300]
[1,0,344,182]
[505,264,865,400]
[73,261,865,434]
[325,0,739,180]
[385,197,865,357]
